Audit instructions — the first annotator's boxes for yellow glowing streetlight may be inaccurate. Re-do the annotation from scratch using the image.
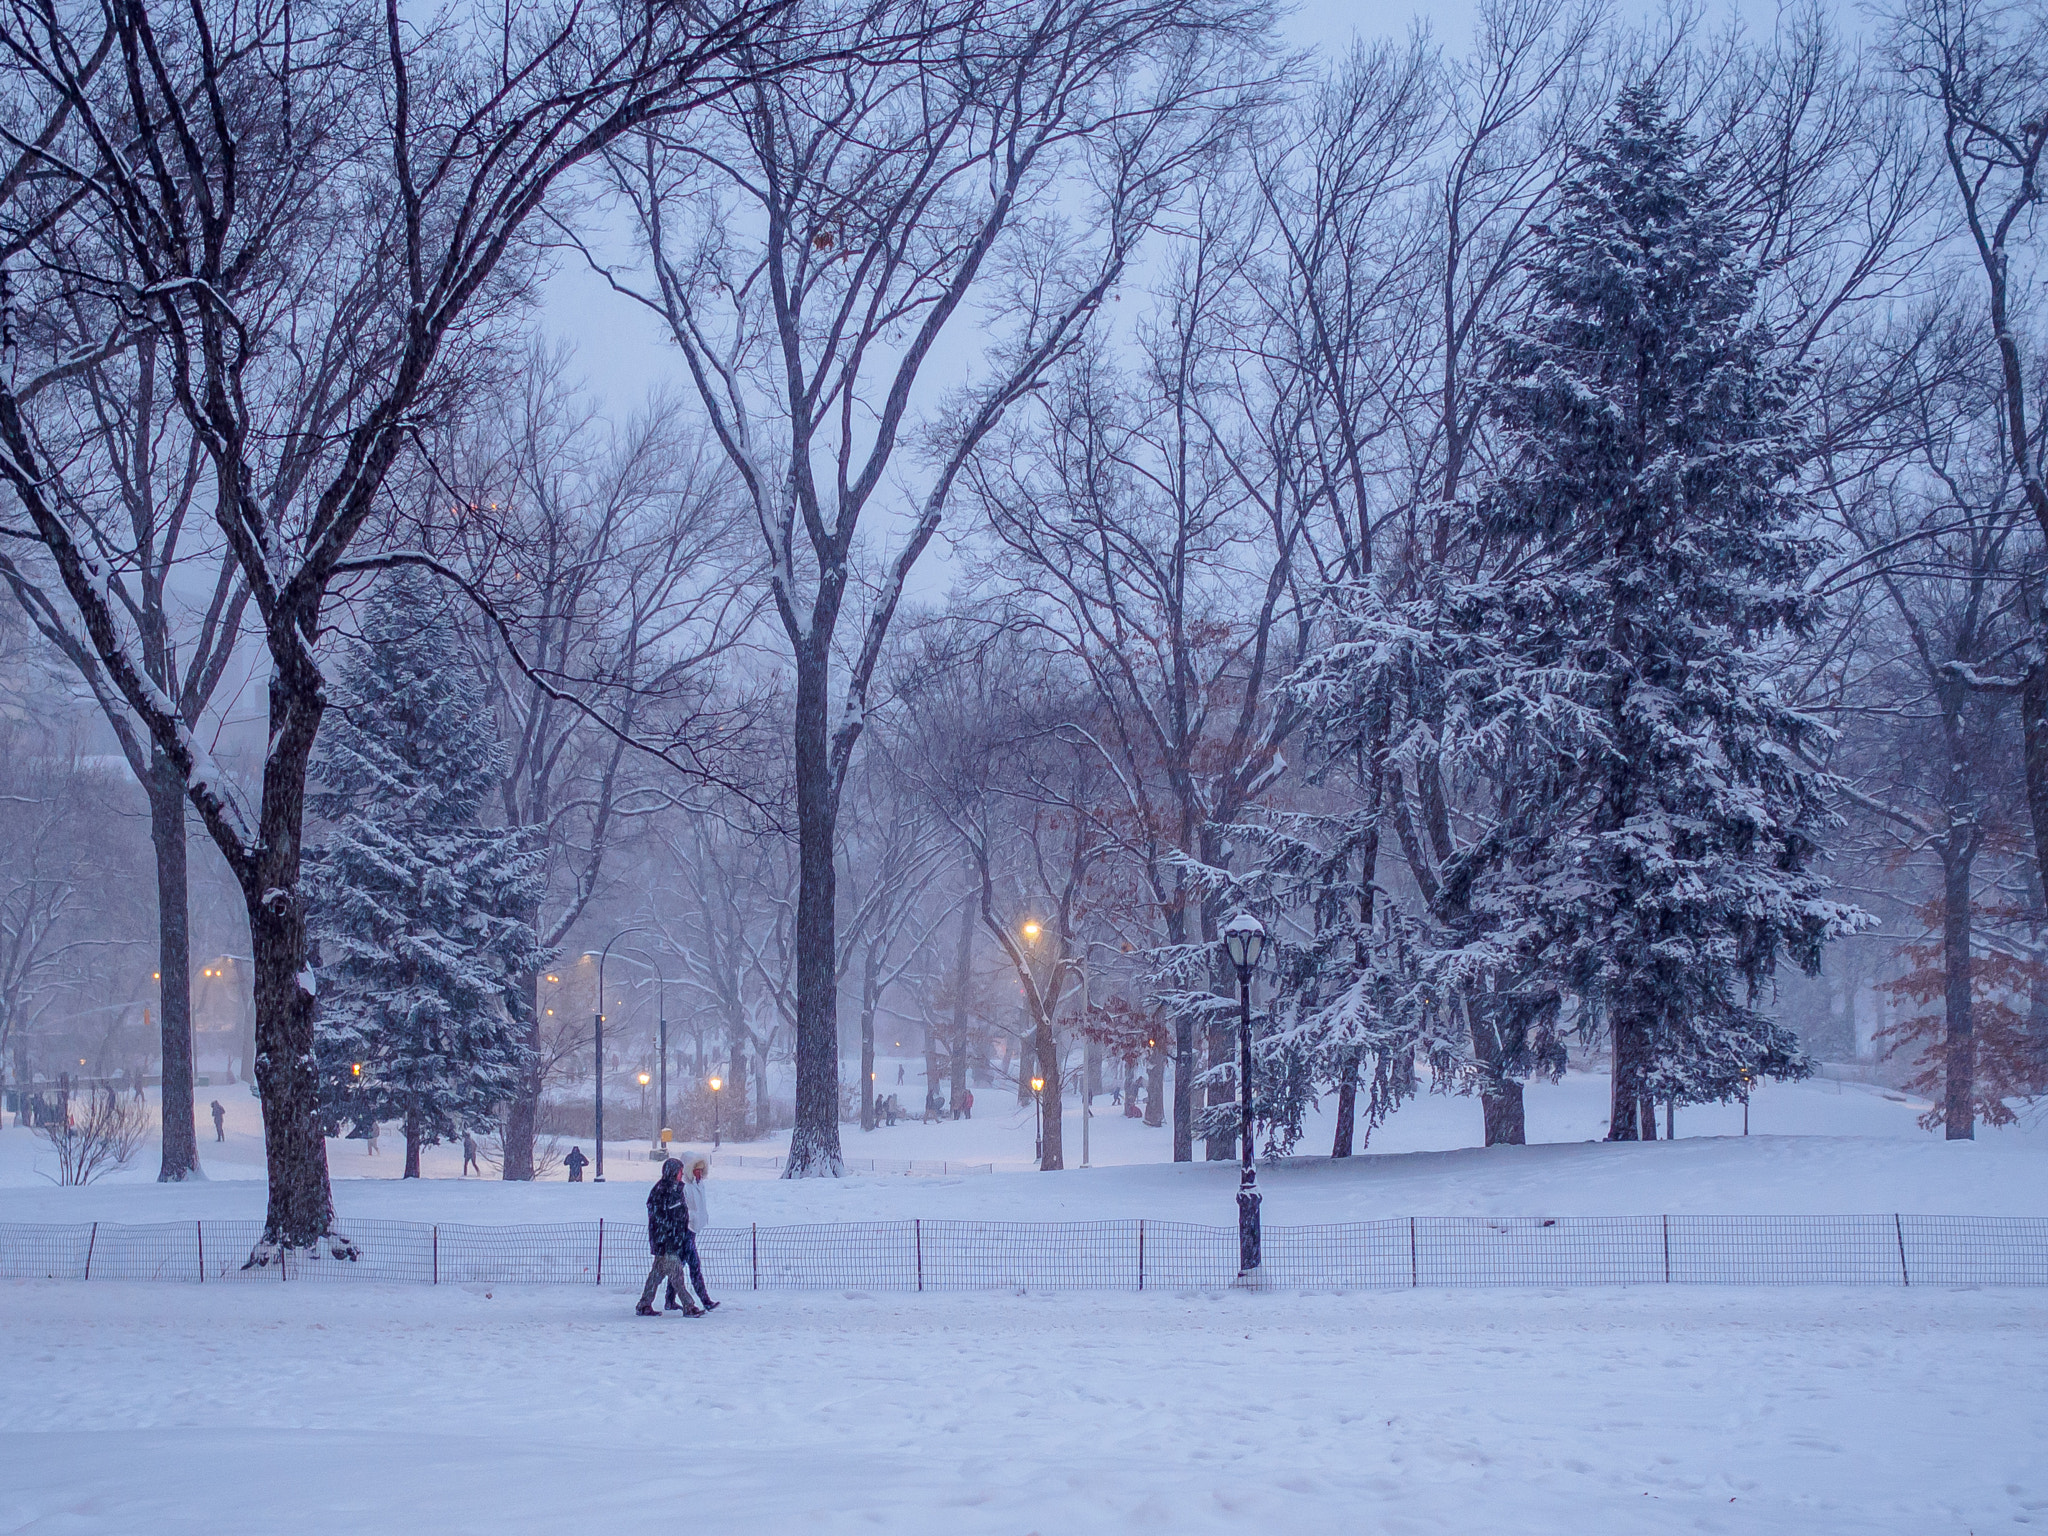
[351,1063,362,1077]
[1030,1076,1046,1163]
[708,1074,724,1148]
[1021,920,1042,944]
[637,1072,651,1086]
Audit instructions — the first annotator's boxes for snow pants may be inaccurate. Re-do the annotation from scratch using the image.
[664,1235,713,1307]
[638,1253,684,1310]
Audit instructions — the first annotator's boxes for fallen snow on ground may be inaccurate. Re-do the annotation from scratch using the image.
[2,1279,2041,1535]
[5,1070,2045,1228]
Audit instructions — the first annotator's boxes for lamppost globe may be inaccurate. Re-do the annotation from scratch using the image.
[708,1076,722,1092]
[1030,1076,1044,1093]
[1021,920,1042,944]
[1223,911,1266,971]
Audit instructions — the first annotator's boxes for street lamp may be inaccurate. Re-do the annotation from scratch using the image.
[587,926,654,1182]
[1030,1074,1045,1160]
[708,1075,723,1148]
[1222,911,1267,1276]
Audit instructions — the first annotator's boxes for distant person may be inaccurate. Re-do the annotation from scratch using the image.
[365,1122,381,1156]
[666,1156,719,1313]
[960,1088,973,1120]
[133,1083,146,1105]
[637,1158,702,1317]
[1110,1083,1121,1107]
[883,1095,899,1127]
[565,1145,589,1182]
[211,1100,226,1141]
[896,1063,905,1085]
[461,1132,481,1177]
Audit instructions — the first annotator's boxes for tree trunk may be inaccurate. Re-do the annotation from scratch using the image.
[1144,1040,1165,1128]
[1036,1015,1063,1171]
[1607,1016,1644,1142]
[500,961,541,1181]
[1481,1080,1525,1147]
[243,671,339,1253]
[149,750,200,1182]
[949,888,973,1114]
[1171,1017,1194,1159]
[859,981,877,1132]
[1204,1001,1234,1161]
[403,1107,423,1179]
[727,1032,749,1140]
[1943,845,1975,1140]
[1638,1094,1657,1140]
[1330,1047,1360,1157]
[785,651,843,1177]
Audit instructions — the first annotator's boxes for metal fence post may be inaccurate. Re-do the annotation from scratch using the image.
[432,1225,439,1285]
[1662,1214,1671,1283]
[751,1223,759,1291]
[1409,1217,1418,1287]
[1895,1214,1909,1286]
[1136,1219,1145,1292]
[84,1221,97,1281]
[915,1219,924,1293]
[596,1218,604,1286]
[196,1220,204,1283]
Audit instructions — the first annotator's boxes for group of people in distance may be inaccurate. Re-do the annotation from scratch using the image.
[637,1156,718,1318]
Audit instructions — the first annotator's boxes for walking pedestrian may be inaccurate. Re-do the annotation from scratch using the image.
[365,1122,381,1156]
[210,1100,226,1142]
[461,1131,481,1176]
[565,1145,589,1182]
[960,1088,974,1120]
[637,1157,702,1317]
[665,1156,720,1313]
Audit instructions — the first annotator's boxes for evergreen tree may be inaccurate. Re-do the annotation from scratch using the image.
[308,572,545,1177]
[1476,84,1860,1138]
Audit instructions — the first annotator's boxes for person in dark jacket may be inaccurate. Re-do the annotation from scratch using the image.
[210,1100,226,1142]
[564,1145,589,1181]
[637,1158,703,1316]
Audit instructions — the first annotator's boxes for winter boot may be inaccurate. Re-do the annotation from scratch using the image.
[635,1303,659,1317]
[699,1298,720,1311]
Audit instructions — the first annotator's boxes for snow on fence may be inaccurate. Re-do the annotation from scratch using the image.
[3,1214,2045,1290]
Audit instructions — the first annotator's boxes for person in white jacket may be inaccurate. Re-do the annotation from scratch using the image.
[665,1156,720,1312]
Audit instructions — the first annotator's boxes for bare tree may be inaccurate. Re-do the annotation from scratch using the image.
[592,0,1271,1173]
[0,0,812,1249]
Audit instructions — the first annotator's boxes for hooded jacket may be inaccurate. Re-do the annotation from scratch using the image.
[647,1159,690,1255]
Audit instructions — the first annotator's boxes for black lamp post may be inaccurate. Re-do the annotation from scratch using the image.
[589,927,652,1183]
[1030,1075,1045,1161]
[709,1074,723,1148]
[1222,911,1267,1275]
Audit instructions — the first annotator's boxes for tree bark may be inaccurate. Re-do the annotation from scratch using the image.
[243,674,339,1251]
[949,894,972,1114]
[500,961,542,1181]
[1144,1040,1166,1128]
[1607,1016,1644,1141]
[1482,1080,1526,1147]
[1204,997,1234,1161]
[728,1033,749,1140]
[1171,1018,1194,1159]
[1330,1047,1360,1157]
[403,1108,423,1179]
[786,650,844,1176]
[149,750,200,1182]
[859,975,877,1132]
[1942,844,1975,1140]
[1036,1014,1063,1171]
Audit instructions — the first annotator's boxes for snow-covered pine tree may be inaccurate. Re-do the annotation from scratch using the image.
[1477,83,1859,1139]
[308,571,545,1177]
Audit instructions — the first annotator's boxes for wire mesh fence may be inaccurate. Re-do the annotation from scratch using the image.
[3,1214,2043,1290]
[698,1153,997,1176]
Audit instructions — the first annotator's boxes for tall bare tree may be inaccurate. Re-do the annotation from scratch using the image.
[0,0,809,1249]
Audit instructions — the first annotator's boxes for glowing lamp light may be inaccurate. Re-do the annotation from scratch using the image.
[708,1077,722,1092]
[637,1072,651,1087]
[1030,1077,1045,1094]
[1021,920,1042,944]
[546,975,559,984]
[351,1063,362,1077]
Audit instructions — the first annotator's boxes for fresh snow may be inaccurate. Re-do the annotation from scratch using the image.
[5,1070,2042,1534]
[2,1280,2041,1534]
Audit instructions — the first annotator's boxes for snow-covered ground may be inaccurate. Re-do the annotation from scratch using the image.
[4,1071,2045,1533]
[3,1280,2042,1534]
[5,1068,2044,1227]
